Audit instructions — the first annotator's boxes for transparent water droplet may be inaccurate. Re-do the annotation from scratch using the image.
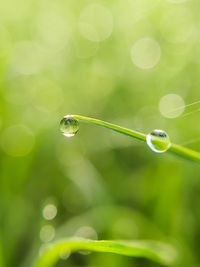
[146,129,171,153]
[60,116,79,137]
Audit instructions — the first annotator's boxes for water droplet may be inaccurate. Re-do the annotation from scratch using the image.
[60,116,79,137]
[146,129,171,153]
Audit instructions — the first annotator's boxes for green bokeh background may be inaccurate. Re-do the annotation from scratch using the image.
[0,0,200,266]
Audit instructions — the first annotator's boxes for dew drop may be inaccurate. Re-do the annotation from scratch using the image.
[146,129,171,153]
[60,116,79,137]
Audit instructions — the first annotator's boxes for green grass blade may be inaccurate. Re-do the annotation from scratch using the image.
[170,143,200,162]
[33,239,177,267]
[73,115,146,141]
[70,115,200,163]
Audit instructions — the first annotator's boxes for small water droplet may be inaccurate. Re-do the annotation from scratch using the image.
[146,129,171,153]
[60,116,79,137]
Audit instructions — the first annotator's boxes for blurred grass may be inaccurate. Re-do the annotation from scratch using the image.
[34,239,177,267]
[0,0,200,267]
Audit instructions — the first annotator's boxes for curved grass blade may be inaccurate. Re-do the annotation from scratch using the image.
[33,238,177,267]
[68,115,200,163]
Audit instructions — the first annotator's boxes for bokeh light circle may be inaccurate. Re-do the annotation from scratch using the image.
[131,38,161,69]
[42,204,57,221]
[159,94,185,118]
[40,225,55,243]
[79,4,113,42]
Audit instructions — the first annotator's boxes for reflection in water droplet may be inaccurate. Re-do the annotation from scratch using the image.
[146,129,171,153]
[60,116,79,137]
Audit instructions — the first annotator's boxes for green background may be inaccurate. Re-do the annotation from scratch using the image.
[0,0,200,266]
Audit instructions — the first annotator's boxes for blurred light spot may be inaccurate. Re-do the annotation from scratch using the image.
[79,4,113,42]
[37,12,69,51]
[75,37,99,58]
[75,226,98,240]
[131,38,161,69]
[11,41,45,75]
[43,204,57,221]
[40,225,55,243]
[0,125,34,157]
[160,7,195,43]
[159,94,185,118]
[59,250,71,260]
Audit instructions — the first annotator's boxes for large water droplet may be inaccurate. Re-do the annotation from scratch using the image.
[60,116,79,137]
[146,129,171,153]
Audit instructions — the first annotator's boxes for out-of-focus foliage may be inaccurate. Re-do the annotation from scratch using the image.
[34,239,177,267]
[0,0,200,266]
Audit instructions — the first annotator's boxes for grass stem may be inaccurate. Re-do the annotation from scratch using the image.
[71,115,200,163]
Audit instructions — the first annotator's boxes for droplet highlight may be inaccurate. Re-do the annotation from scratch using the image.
[146,129,171,153]
[60,116,79,137]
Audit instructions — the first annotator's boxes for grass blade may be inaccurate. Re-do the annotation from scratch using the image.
[69,115,200,163]
[33,238,177,267]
